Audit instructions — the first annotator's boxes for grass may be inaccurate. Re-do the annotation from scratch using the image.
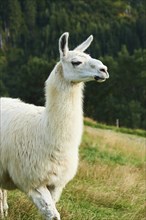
[84,117,146,137]
[4,123,146,220]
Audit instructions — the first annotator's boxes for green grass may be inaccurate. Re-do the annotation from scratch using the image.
[80,129,145,167]
[3,123,146,220]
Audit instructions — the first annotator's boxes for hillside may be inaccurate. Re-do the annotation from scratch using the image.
[4,124,146,220]
[0,0,146,129]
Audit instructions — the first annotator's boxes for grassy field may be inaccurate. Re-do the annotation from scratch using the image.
[4,124,146,220]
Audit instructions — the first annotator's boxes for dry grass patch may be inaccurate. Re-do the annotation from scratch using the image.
[82,126,146,166]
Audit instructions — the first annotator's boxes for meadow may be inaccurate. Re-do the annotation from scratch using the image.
[4,122,146,220]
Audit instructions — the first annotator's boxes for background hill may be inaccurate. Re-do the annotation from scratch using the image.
[0,0,146,129]
[4,123,146,219]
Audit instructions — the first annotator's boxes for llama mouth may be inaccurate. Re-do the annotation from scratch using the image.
[94,76,106,82]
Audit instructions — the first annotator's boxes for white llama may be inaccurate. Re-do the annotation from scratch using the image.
[0,32,109,220]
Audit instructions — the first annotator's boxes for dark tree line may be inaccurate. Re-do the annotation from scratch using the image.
[0,0,146,129]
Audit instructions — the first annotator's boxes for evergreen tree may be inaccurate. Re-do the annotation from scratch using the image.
[0,0,145,129]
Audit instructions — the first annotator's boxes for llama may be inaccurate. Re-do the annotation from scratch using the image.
[0,32,109,220]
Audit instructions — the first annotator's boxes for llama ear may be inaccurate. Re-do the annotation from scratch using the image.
[59,32,69,58]
[74,35,93,52]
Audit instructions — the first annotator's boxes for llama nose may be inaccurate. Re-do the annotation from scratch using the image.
[99,67,109,78]
[99,67,107,74]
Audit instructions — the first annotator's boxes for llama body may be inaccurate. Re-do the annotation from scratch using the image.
[0,33,109,219]
[0,82,82,192]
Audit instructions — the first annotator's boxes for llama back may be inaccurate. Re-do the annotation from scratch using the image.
[1,97,44,113]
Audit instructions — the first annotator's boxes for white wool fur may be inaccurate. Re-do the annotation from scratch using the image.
[0,74,83,192]
[0,32,109,220]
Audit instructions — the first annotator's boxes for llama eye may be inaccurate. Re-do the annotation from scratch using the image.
[71,61,82,66]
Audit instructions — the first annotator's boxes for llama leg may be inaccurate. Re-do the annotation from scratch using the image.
[0,189,8,218]
[3,190,8,217]
[0,189,4,219]
[48,186,63,203]
[28,186,60,220]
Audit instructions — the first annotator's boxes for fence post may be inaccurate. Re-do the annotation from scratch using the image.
[116,119,119,128]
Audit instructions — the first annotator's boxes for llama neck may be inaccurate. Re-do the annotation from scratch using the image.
[44,62,84,149]
[45,62,84,113]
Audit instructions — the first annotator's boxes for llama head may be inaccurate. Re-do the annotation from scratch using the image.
[59,32,109,83]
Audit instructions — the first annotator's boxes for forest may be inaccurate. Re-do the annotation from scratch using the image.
[0,0,146,129]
